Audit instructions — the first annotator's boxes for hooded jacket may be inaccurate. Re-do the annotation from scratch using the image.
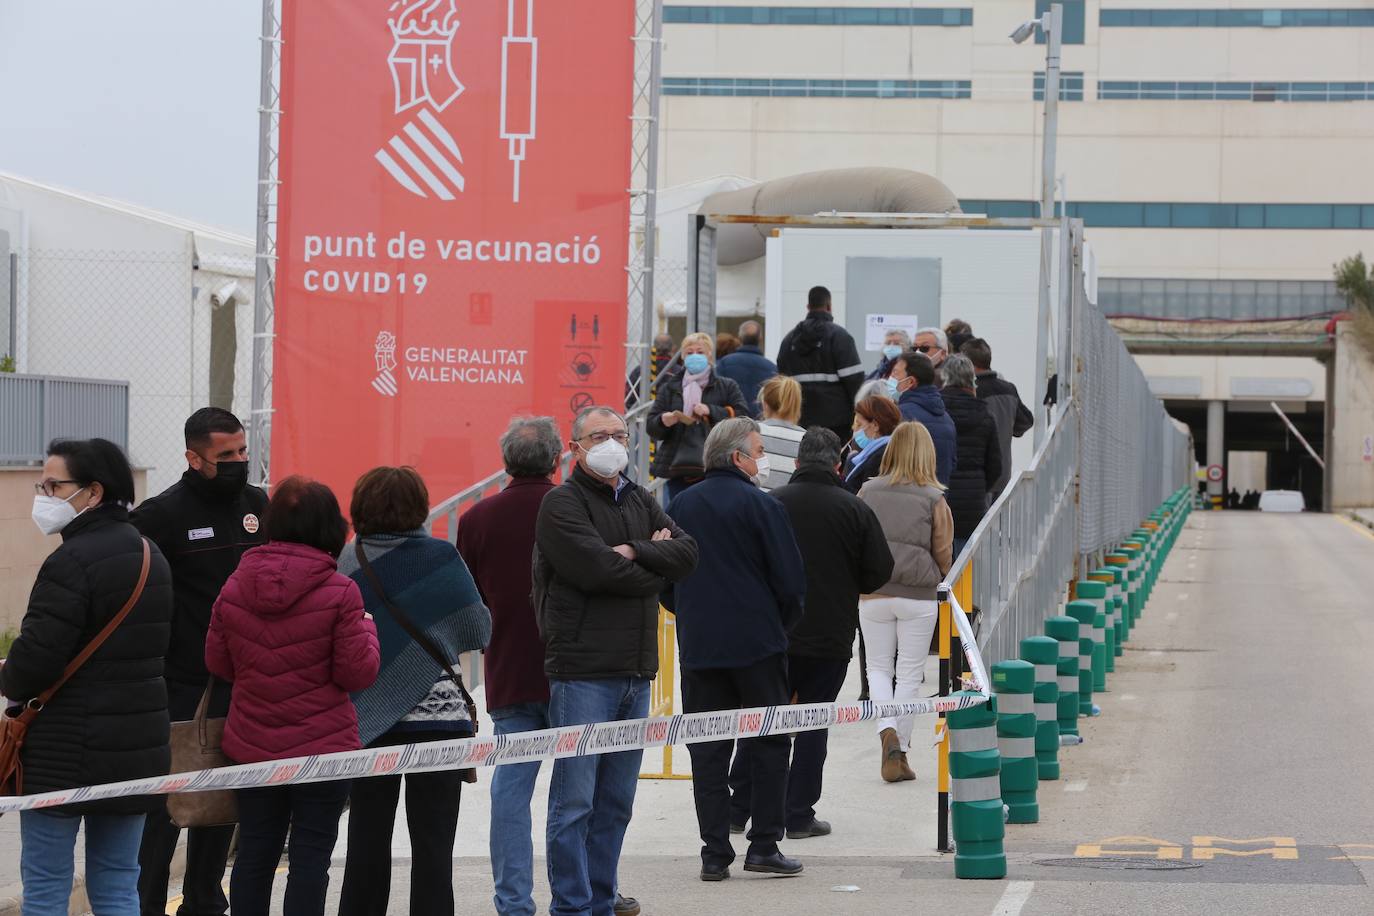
[1,505,173,814]
[776,311,865,435]
[206,541,380,764]
[940,388,1004,540]
[897,384,958,486]
[976,370,1034,494]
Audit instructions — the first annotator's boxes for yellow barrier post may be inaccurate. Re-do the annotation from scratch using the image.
[639,607,692,780]
[936,560,973,853]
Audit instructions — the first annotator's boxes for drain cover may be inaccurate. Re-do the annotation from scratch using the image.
[1036,857,1203,871]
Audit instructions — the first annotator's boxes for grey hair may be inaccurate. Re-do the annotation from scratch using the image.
[883,328,911,348]
[704,417,760,470]
[854,379,895,405]
[916,326,948,350]
[942,353,977,389]
[500,416,562,477]
[571,406,625,441]
[797,427,842,469]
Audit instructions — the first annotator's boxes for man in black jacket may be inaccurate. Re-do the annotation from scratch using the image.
[776,286,865,443]
[667,417,808,881]
[728,428,893,840]
[133,407,268,916]
[962,337,1033,495]
[533,405,698,916]
[941,354,1004,558]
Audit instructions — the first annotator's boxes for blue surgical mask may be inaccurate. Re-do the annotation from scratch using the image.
[886,377,900,397]
[854,429,872,450]
[882,345,902,360]
[683,354,709,375]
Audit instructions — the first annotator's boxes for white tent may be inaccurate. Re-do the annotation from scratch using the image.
[0,172,256,492]
[650,175,765,322]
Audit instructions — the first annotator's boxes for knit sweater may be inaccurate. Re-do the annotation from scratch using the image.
[338,530,492,744]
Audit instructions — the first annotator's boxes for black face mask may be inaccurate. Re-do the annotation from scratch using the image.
[201,460,249,497]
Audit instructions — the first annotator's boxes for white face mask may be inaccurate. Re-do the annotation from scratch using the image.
[583,440,629,479]
[742,453,770,487]
[31,488,87,536]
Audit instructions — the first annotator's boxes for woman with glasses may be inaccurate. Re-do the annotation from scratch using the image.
[648,331,750,501]
[5,439,174,916]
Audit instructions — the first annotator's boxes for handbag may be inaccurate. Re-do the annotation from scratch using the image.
[166,680,237,827]
[354,542,480,784]
[1,539,151,800]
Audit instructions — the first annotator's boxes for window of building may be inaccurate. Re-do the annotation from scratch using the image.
[1034,71,1085,100]
[1096,80,1374,101]
[662,6,974,26]
[955,199,1374,229]
[1098,277,1346,320]
[1100,8,1374,28]
[662,76,973,99]
[1036,0,1085,44]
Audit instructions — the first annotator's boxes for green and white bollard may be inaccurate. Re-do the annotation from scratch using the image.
[1045,616,1080,737]
[1075,581,1110,691]
[1105,553,1131,642]
[1064,600,1099,717]
[1119,544,1143,627]
[992,660,1038,824]
[1085,571,1120,669]
[1019,636,1061,780]
[948,691,1007,879]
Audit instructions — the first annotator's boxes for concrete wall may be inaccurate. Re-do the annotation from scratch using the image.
[0,466,148,636]
[1330,323,1374,509]
[1134,354,1327,403]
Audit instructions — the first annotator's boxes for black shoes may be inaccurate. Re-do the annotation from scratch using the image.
[613,894,641,915]
[743,851,804,876]
[700,862,731,882]
[786,819,832,839]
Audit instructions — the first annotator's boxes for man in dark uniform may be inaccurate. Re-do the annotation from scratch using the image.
[134,407,269,916]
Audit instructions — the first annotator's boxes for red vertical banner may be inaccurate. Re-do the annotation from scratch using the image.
[273,0,635,507]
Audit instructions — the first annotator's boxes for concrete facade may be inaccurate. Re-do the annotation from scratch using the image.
[659,2,1374,281]
[1330,322,1374,509]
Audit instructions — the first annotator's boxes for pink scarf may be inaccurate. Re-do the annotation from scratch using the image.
[682,366,711,416]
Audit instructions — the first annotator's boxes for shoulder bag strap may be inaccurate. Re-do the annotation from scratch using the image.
[35,538,151,709]
[352,541,477,717]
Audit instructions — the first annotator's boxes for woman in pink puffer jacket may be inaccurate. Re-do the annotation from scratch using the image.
[206,476,379,916]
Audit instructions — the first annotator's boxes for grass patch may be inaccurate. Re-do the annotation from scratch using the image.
[0,629,15,657]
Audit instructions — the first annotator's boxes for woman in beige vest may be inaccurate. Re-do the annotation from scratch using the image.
[857,422,954,782]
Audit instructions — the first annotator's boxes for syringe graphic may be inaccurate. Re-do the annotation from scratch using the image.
[500,0,537,203]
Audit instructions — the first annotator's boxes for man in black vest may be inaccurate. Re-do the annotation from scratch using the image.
[134,408,268,916]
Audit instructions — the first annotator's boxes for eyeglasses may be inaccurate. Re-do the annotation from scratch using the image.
[915,345,935,354]
[581,431,630,445]
[34,479,80,497]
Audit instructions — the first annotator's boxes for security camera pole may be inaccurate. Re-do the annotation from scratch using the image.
[1011,3,1063,448]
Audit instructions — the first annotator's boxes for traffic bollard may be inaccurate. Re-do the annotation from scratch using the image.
[1045,616,1080,737]
[1064,600,1099,716]
[1074,581,1110,691]
[1105,553,1131,641]
[1019,636,1061,780]
[948,691,1007,879]
[1085,569,1121,668]
[1119,544,1143,626]
[992,660,1038,824]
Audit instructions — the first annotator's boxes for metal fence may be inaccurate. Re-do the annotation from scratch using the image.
[0,373,130,464]
[11,248,257,491]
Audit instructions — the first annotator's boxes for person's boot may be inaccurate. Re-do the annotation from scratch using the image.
[898,751,916,782]
[880,728,904,783]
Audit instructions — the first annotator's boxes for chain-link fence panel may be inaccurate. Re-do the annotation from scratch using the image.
[18,248,257,495]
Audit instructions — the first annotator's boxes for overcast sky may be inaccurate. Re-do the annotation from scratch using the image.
[0,1,262,235]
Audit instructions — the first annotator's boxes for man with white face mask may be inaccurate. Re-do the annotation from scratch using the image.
[532,406,699,916]
[664,417,808,882]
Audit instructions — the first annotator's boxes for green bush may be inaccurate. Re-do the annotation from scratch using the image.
[0,629,15,657]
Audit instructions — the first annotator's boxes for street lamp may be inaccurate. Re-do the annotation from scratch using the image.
[1012,4,1063,447]
[1011,4,1063,220]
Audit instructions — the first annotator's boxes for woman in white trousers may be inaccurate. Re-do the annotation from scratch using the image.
[857,421,954,782]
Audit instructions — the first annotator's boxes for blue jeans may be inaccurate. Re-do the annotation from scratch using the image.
[489,701,552,916]
[546,678,649,916]
[20,810,146,916]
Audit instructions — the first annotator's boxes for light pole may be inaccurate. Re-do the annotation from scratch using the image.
[1012,3,1063,447]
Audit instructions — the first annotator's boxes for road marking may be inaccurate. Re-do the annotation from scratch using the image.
[1335,514,1374,542]
[991,880,1035,916]
[1076,836,1183,859]
[1149,650,1165,657]
[1065,779,1088,792]
[1166,612,1179,621]
[1332,844,1374,861]
[1177,592,1189,600]
[1119,693,1138,701]
[1192,836,1298,860]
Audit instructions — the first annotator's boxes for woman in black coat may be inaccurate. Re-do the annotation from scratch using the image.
[2,438,173,915]
[938,355,1004,557]
[841,395,902,495]
[647,331,750,502]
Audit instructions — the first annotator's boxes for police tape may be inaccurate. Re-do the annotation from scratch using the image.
[1,600,987,814]
[0,695,989,814]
